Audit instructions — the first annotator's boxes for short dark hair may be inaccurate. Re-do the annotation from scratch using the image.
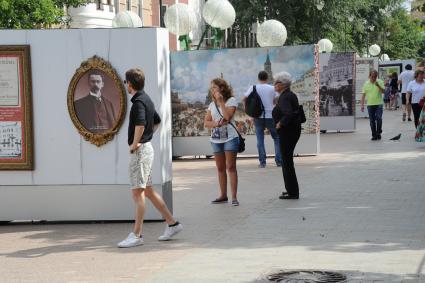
[125,68,145,91]
[405,64,412,70]
[88,71,104,82]
[258,71,268,81]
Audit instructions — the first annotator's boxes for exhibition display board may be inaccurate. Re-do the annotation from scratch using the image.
[355,58,379,118]
[0,46,34,170]
[171,45,320,156]
[0,28,172,221]
[319,52,356,132]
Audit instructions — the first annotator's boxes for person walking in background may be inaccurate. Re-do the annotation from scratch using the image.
[361,70,385,141]
[389,72,399,110]
[242,71,282,168]
[204,78,240,206]
[383,78,391,110]
[272,72,301,200]
[398,64,415,121]
[117,68,182,248]
[406,70,425,128]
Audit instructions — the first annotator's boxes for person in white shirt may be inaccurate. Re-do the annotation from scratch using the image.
[406,70,425,128]
[242,71,282,168]
[398,64,415,121]
[204,78,240,206]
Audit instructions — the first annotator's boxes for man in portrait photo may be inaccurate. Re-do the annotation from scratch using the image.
[74,71,117,134]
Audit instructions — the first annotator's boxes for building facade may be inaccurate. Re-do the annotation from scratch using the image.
[68,0,193,51]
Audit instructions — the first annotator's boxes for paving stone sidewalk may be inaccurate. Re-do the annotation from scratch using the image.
[1,109,424,283]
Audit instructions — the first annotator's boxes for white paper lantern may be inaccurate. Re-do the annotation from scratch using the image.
[318,38,333,53]
[380,53,390,61]
[164,3,197,36]
[112,11,143,28]
[256,20,287,47]
[369,44,381,56]
[202,0,236,29]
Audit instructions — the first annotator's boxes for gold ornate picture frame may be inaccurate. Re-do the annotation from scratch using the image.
[0,45,34,170]
[67,56,126,146]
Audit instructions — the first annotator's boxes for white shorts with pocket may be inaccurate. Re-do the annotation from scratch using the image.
[129,142,154,189]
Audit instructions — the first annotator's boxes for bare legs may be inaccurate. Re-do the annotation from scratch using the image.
[214,151,238,200]
[132,186,176,236]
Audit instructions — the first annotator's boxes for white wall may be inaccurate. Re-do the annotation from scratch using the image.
[0,28,172,221]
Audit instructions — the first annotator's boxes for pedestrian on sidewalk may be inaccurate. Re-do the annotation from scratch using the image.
[389,72,399,110]
[242,71,282,168]
[398,64,415,121]
[118,68,182,248]
[204,78,240,206]
[406,70,425,128]
[383,78,391,110]
[272,72,301,200]
[361,70,385,141]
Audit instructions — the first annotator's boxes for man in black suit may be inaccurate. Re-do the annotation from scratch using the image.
[74,72,116,133]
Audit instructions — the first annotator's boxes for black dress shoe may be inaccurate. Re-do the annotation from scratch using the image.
[377,134,381,140]
[279,194,299,200]
[371,136,378,141]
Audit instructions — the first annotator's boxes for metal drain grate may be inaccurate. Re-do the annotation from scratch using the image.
[266,270,347,283]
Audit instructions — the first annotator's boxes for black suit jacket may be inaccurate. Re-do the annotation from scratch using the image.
[272,88,300,129]
[74,94,116,133]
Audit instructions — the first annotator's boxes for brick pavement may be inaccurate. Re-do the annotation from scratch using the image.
[1,109,424,283]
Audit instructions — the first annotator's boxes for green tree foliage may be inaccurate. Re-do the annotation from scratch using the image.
[229,0,424,60]
[0,0,87,29]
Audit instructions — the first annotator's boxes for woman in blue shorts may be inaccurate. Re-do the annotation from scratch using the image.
[204,78,240,206]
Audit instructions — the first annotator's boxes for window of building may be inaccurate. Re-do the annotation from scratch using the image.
[127,0,131,11]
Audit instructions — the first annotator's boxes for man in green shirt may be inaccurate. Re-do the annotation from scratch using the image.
[361,70,385,140]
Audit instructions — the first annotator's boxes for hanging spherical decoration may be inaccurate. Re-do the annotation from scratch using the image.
[369,44,381,56]
[112,11,143,28]
[380,53,390,61]
[202,0,236,29]
[164,3,197,36]
[317,38,333,53]
[256,20,287,47]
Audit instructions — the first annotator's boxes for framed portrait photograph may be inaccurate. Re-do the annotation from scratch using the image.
[0,45,34,170]
[67,56,126,146]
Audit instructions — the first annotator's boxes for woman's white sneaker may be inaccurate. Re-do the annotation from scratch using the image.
[117,232,144,248]
[158,223,183,241]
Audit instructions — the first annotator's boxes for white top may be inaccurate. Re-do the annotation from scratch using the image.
[244,83,277,118]
[208,97,239,143]
[407,80,425,104]
[399,70,415,93]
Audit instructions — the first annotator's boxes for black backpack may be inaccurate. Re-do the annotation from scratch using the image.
[245,85,264,118]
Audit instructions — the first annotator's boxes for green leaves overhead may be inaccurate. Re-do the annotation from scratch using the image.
[229,0,424,60]
[0,0,87,29]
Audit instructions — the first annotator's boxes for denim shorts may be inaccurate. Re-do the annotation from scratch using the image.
[210,137,239,154]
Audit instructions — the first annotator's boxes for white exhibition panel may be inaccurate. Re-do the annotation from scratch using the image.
[173,133,320,157]
[355,58,379,119]
[0,28,172,221]
[319,53,356,132]
[320,116,356,132]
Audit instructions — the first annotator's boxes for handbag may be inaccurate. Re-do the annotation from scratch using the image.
[419,96,425,107]
[214,102,245,153]
[298,105,307,124]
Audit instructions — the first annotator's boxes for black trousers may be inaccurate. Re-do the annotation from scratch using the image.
[278,124,301,197]
[412,103,421,128]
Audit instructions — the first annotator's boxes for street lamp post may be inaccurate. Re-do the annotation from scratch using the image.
[313,0,324,43]
[345,15,354,52]
[366,24,375,57]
